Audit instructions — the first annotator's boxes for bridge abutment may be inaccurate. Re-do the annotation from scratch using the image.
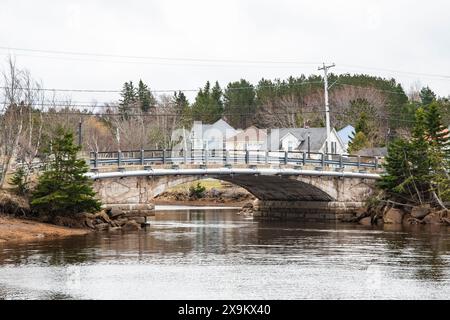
[253,200,364,221]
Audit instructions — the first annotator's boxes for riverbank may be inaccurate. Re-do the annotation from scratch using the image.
[0,215,89,243]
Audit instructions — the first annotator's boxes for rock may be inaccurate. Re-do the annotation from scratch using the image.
[128,216,146,224]
[109,207,124,219]
[109,227,122,232]
[75,212,96,220]
[94,223,110,231]
[442,218,450,226]
[85,219,95,229]
[122,220,141,231]
[95,211,112,224]
[242,202,254,209]
[436,209,449,219]
[115,218,129,227]
[383,208,404,224]
[423,213,442,225]
[356,208,369,219]
[359,217,372,226]
[411,205,431,219]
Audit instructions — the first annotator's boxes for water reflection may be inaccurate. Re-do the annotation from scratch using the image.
[0,208,449,299]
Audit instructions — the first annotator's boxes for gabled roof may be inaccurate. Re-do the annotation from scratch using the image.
[268,127,343,151]
[337,125,355,146]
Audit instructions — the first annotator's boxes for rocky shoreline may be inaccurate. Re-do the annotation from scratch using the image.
[344,203,450,226]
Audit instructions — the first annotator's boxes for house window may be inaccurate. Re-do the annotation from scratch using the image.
[288,141,293,152]
[331,142,336,154]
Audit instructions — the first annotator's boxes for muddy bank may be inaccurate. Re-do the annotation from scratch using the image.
[0,215,89,243]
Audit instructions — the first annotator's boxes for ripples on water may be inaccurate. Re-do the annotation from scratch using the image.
[0,207,449,300]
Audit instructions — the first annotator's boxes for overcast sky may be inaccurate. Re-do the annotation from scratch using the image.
[1,0,449,105]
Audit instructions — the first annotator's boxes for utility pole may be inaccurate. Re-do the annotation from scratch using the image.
[318,62,335,157]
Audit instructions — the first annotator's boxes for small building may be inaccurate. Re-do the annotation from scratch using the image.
[226,126,267,151]
[190,119,238,150]
[268,127,346,155]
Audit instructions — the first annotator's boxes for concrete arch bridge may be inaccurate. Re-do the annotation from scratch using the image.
[88,149,383,221]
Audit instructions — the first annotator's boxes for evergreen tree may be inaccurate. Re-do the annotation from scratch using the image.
[348,131,369,154]
[378,108,431,204]
[119,81,137,118]
[31,127,101,217]
[223,79,256,128]
[420,86,436,106]
[191,81,223,123]
[137,79,156,113]
[424,102,450,203]
[9,167,29,195]
[173,91,191,127]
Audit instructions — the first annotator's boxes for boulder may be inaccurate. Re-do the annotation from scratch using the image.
[109,227,122,232]
[84,218,95,229]
[128,216,146,224]
[94,223,110,231]
[109,207,124,219]
[115,218,129,227]
[356,208,369,219]
[122,220,141,231]
[436,209,449,219]
[411,205,431,219]
[423,213,442,225]
[383,208,404,224]
[95,211,112,224]
[359,217,372,226]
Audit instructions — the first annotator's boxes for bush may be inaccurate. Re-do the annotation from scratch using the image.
[189,182,206,199]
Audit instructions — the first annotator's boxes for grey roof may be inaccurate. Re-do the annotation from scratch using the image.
[268,127,329,151]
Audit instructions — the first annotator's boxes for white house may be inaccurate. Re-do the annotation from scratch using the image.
[190,119,238,150]
[268,127,346,156]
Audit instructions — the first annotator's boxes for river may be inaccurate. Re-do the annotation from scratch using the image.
[0,206,449,300]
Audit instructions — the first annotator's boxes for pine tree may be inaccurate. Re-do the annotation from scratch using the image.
[119,81,137,118]
[348,131,369,154]
[223,79,256,128]
[424,102,450,204]
[420,86,436,106]
[137,79,156,113]
[31,127,101,217]
[191,81,223,123]
[10,167,29,195]
[173,91,191,127]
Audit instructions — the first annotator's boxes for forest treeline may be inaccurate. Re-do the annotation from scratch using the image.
[1,58,450,188]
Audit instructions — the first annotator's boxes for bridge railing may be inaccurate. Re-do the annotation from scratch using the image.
[89,149,382,171]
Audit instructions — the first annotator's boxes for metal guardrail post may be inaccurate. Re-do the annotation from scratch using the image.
[94,152,98,168]
[118,151,122,167]
[162,149,166,164]
[302,152,306,166]
[265,150,269,165]
[374,156,379,170]
[140,149,144,166]
[284,151,288,165]
[357,155,361,169]
[339,154,343,168]
[225,150,230,165]
[184,149,188,164]
[245,150,250,164]
[205,149,208,165]
[321,153,325,167]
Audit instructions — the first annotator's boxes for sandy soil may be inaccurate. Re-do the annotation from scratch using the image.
[0,215,90,243]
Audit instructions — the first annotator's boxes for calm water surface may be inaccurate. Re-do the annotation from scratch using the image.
[0,206,449,300]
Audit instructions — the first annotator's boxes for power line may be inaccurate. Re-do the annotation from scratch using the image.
[0,46,321,66]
